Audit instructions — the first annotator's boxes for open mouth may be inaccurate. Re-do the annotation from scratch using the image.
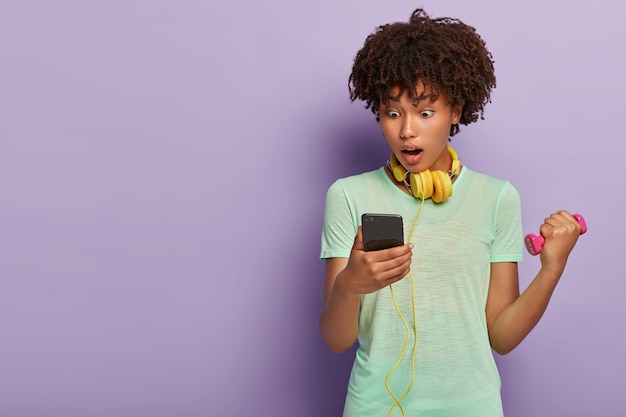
[401,147,424,165]
[402,148,423,156]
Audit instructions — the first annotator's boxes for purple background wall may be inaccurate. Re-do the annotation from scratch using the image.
[1,1,623,416]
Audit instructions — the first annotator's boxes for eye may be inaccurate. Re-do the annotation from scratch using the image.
[386,110,400,118]
[420,109,434,118]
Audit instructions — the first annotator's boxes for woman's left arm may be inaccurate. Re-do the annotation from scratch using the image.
[486,210,582,355]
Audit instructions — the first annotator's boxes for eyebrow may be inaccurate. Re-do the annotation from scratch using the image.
[383,96,438,106]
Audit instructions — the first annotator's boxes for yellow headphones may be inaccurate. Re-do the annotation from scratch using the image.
[388,146,461,203]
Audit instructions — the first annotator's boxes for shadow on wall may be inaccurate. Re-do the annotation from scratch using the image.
[323,114,390,182]
[300,114,389,417]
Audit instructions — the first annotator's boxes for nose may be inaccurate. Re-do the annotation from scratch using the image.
[400,116,417,139]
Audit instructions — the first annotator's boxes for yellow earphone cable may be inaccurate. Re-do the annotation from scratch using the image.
[385,192,426,417]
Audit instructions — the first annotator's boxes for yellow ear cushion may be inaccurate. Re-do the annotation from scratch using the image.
[409,172,421,198]
[431,171,444,203]
[441,172,453,198]
[431,170,453,203]
[410,170,433,200]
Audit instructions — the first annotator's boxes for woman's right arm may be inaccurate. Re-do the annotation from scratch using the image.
[319,227,413,353]
[319,257,361,353]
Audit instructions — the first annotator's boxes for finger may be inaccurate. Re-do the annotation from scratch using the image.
[541,211,568,230]
[545,210,579,227]
[540,217,580,239]
[556,210,582,232]
[551,210,583,226]
[375,249,413,274]
[382,258,412,284]
[368,242,413,262]
[353,226,364,251]
[555,209,572,218]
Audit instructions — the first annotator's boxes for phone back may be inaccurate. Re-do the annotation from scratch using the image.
[362,213,404,251]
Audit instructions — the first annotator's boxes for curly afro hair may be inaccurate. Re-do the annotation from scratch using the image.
[348,8,496,136]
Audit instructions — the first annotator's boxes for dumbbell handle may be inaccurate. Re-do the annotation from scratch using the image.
[524,213,587,256]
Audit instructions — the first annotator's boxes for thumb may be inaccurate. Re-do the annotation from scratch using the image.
[353,226,365,251]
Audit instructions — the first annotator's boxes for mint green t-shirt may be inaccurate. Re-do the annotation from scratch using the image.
[320,166,523,417]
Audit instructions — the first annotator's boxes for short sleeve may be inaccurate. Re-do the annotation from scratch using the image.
[490,182,524,263]
[320,180,357,259]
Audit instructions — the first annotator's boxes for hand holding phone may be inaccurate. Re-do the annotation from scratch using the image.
[337,213,411,295]
[361,213,404,251]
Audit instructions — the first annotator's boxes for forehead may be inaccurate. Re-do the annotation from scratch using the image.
[385,82,442,104]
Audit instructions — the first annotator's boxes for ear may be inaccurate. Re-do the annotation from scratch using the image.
[451,105,463,125]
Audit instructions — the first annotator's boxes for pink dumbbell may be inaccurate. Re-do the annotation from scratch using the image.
[524,213,587,256]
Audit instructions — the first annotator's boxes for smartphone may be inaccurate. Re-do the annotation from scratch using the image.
[361,213,404,251]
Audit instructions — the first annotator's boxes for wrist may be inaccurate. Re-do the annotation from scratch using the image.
[334,270,361,299]
[537,264,564,282]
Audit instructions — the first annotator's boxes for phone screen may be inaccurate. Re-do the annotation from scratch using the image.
[361,213,404,251]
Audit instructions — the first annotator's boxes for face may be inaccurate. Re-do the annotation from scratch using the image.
[379,84,462,175]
